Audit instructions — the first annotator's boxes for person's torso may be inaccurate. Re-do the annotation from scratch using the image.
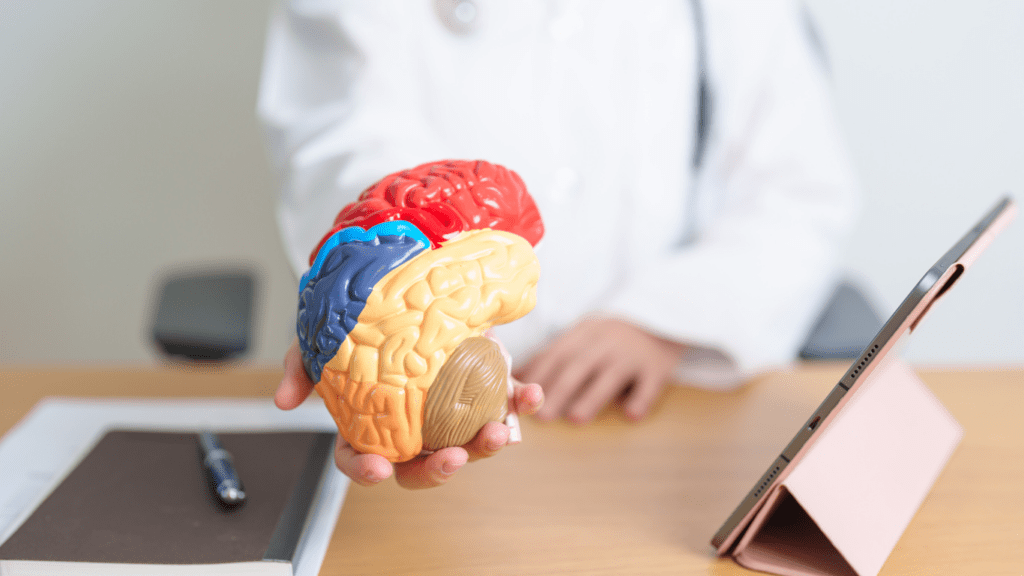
[406,0,702,356]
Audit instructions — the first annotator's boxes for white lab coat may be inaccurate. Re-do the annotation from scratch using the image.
[258,0,859,386]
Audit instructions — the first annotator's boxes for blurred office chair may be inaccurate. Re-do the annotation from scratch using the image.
[798,279,883,360]
[148,268,876,363]
[150,268,257,362]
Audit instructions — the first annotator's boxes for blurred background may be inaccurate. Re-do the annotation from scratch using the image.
[1,0,1021,366]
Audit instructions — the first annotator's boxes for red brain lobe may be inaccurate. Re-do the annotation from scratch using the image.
[311,160,544,264]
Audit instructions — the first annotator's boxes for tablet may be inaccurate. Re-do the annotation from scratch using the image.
[711,195,1017,554]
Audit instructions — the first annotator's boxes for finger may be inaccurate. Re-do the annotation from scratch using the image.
[623,369,668,421]
[567,364,631,424]
[334,437,393,486]
[534,348,609,420]
[514,347,565,391]
[276,339,315,410]
[512,382,545,416]
[464,421,511,461]
[515,323,599,385]
[394,447,468,490]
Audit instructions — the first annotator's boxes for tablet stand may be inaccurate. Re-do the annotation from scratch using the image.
[730,359,963,576]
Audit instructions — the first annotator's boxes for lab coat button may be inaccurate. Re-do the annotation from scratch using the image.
[435,0,478,35]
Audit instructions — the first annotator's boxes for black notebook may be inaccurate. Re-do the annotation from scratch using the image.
[0,429,334,575]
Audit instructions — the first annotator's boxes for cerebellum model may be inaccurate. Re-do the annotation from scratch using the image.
[297,160,544,462]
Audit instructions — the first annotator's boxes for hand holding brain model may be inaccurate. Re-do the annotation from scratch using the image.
[296,160,544,464]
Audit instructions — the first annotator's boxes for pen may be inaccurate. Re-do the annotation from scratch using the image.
[198,431,246,506]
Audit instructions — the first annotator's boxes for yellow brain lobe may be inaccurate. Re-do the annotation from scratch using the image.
[314,230,540,462]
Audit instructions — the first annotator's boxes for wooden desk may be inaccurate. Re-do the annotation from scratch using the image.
[1,364,1021,575]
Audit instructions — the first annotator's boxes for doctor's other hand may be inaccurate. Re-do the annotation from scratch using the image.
[515,317,687,424]
[275,338,544,489]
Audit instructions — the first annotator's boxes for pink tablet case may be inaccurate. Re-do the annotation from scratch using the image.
[730,358,963,576]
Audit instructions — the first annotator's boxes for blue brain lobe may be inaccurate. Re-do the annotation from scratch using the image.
[297,228,427,382]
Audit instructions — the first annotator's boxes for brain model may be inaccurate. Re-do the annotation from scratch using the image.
[297,160,543,462]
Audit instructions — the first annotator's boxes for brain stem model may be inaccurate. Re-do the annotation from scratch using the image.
[296,160,544,462]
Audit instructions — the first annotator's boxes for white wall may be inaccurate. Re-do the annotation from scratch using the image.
[805,0,1024,363]
[0,1,1021,366]
[0,1,296,364]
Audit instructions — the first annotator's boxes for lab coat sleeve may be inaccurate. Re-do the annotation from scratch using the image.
[599,1,859,381]
[258,0,451,276]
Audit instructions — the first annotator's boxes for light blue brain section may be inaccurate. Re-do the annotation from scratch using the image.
[299,221,431,294]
